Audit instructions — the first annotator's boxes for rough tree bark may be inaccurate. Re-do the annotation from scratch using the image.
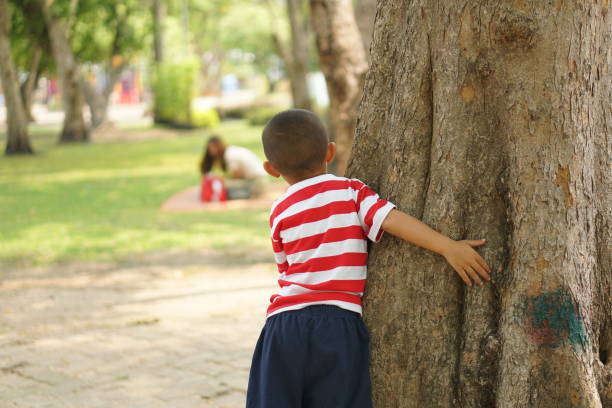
[0,0,33,155]
[36,0,88,142]
[347,1,611,407]
[354,0,376,62]
[309,0,368,176]
[287,0,312,110]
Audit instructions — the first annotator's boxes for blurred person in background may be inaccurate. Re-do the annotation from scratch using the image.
[200,135,268,200]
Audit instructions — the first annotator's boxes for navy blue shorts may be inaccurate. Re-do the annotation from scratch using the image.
[246,305,372,408]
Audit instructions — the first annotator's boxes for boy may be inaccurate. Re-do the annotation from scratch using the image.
[246,109,491,407]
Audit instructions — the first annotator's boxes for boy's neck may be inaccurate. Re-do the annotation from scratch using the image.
[283,168,328,186]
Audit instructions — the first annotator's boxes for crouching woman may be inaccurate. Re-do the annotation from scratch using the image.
[200,135,267,199]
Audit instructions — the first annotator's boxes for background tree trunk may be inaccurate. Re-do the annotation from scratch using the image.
[309,0,368,176]
[354,0,376,62]
[153,0,165,63]
[287,0,312,110]
[265,0,312,110]
[37,0,88,143]
[82,64,124,130]
[12,0,52,125]
[0,0,33,155]
[82,10,129,131]
[20,46,42,123]
[152,0,166,124]
[347,1,611,407]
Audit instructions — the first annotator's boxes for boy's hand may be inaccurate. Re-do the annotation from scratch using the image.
[441,239,491,287]
[381,210,492,286]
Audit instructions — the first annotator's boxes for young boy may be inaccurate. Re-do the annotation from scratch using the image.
[246,109,491,408]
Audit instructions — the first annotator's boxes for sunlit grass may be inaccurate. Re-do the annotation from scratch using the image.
[0,120,273,266]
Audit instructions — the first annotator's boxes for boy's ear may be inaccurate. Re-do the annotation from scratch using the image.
[263,161,281,178]
[325,142,336,163]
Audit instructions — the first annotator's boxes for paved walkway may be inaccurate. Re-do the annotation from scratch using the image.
[0,250,277,408]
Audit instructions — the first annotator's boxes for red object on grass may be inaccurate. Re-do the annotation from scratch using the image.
[200,174,227,202]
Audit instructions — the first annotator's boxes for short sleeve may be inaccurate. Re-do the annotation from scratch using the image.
[355,184,396,242]
[271,238,288,274]
[270,212,288,274]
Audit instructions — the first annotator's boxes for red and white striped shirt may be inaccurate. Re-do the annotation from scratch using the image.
[267,174,396,317]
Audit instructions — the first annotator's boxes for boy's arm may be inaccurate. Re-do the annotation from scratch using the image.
[381,209,491,287]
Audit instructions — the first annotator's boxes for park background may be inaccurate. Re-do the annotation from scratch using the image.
[0,0,364,407]
[1,0,610,408]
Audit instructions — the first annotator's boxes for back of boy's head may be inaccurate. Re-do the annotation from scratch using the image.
[262,109,329,178]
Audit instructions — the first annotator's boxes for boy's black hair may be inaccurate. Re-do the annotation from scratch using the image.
[262,109,329,178]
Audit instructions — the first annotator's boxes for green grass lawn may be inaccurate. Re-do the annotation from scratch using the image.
[0,120,273,266]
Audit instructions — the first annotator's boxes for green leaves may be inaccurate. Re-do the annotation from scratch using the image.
[70,0,150,64]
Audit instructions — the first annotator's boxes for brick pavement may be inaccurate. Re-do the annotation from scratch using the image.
[0,250,277,408]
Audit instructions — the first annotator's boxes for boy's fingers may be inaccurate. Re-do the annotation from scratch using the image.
[466,239,486,247]
[466,266,483,286]
[456,268,472,287]
[475,254,491,273]
[472,261,490,281]
[470,256,490,280]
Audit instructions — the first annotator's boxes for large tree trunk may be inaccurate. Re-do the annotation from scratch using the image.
[309,0,368,176]
[347,1,611,407]
[0,0,33,155]
[287,0,312,110]
[36,0,88,143]
[354,0,376,62]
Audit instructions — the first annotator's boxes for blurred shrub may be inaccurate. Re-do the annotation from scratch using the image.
[152,60,200,128]
[192,107,220,129]
[218,107,248,119]
[245,106,280,126]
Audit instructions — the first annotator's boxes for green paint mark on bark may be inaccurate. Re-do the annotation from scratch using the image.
[523,289,587,351]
